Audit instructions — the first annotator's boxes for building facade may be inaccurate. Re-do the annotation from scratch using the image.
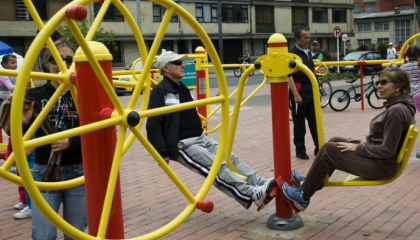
[352,0,419,50]
[0,0,354,69]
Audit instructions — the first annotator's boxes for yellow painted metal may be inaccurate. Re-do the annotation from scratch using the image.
[314,60,329,76]
[224,66,258,175]
[73,41,113,62]
[6,0,230,239]
[296,62,325,147]
[324,124,418,187]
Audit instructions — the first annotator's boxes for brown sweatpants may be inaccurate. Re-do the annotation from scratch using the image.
[302,137,399,199]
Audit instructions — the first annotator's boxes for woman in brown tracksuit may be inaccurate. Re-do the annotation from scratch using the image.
[282,67,417,211]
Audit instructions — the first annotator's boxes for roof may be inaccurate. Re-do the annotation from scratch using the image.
[354,9,415,20]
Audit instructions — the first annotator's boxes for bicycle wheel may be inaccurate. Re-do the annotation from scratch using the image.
[367,89,385,109]
[234,67,242,77]
[329,89,351,112]
[319,80,332,108]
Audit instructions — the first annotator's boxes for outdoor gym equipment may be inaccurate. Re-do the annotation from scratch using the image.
[1,0,231,239]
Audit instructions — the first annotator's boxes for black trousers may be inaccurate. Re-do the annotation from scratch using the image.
[289,89,319,155]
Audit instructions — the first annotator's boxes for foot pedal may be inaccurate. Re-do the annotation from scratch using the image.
[257,180,279,212]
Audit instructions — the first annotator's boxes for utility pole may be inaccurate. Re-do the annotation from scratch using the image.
[136,0,142,31]
[218,0,224,63]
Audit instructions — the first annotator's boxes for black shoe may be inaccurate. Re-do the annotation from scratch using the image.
[296,153,309,160]
[314,148,319,156]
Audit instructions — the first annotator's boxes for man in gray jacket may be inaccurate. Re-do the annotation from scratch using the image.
[146,51,276,210]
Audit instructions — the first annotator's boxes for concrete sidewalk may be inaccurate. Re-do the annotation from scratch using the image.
[1,83,420,240]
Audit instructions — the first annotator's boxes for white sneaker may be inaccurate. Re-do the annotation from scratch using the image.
[14,202,26,210]
[14,206,32,219]
[252,179,272,208]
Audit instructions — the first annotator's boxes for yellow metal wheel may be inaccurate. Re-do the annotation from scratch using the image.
[6,0,230,239]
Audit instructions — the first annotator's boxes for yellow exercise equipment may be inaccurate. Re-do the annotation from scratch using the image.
[2,0,231,239]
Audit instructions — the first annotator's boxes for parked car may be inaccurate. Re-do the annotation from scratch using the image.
[113,60,162,94]
[328,51,386,75]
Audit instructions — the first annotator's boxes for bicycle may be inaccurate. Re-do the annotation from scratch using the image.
[234,58,254,77]
[314,61,332,108]
[329,67,384,112]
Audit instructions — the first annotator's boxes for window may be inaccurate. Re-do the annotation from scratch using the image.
[366,3,375,13]
[153,4,179,22]
[332,8,346,23]
[196,3,217,23]
[16,0,47,20]
[375,22,389,31]
[222,4,248,23]
[354,4,361,14]
[16,0,29,20]
[372,53,384,60]
[292,7,308,32]
[107,41,122,67]
[377,38,389,43]
[255,5,274,33]
[357,39,371,46]
[313,8,328,23]
[395,19,410,44]
[93,1,123,22]
[357,23,371,32]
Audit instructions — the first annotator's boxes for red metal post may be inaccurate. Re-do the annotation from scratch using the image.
[266,34,303,230]
[73,42,124,238]
[270,80,293,217]
[195,47,208,130]
[357,61,365,111]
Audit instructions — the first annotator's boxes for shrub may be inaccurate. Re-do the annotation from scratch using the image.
[319,72,359,81]
[357,45,368,51]
[321,49,331,61]
[377,42,388,56]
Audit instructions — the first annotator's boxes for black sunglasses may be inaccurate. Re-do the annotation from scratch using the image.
[375,79,392,86]
[49,57,73,66]
[168,60,183,66]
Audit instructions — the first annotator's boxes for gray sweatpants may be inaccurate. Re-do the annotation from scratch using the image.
[177,132,267,209]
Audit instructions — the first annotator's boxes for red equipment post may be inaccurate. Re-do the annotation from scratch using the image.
[73,41,124,238]
[266,34,303,230]
[195,47,208,130]
[357,61,365,110]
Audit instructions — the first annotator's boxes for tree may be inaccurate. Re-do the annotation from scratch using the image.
[57,20,117,52]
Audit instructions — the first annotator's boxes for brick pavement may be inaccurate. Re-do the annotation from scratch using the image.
[1,80,420,240]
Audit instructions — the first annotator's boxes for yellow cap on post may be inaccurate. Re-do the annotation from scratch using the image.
[73,41,113,62]
[267,33,288,54]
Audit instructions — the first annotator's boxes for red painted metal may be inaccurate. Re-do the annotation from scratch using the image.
[270,82,293,217]
[268,43,287,48]
[357,61,365,111]
[75,61,125,238]
[65,5,87,22]
[196,200,214,213]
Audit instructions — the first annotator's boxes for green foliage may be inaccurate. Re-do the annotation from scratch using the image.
[319,72,360,81]
[321,49,331,61]
[376,42,388,56]
[57,20,117,51]
[367,44,376,51]
[357,45,368,51]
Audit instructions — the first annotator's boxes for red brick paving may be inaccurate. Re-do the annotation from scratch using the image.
[1,79,420,239]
